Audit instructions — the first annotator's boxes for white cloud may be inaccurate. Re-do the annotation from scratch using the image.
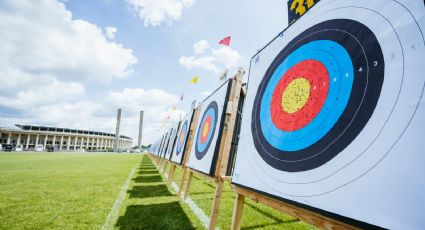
[127,0,194,27]
[0,80,84,109]
[212,46,240,68]
[193,40,209,54]
[0,0,137,89]
[179,39,240,73]
[201,90,212,97]
[105,26,117,39]
[179,56,220,73]
[0,87,185,145]
[0,0,149,145]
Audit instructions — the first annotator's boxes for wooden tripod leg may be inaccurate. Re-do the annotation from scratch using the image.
[209,180,224,230]
[177,167,187,198]
[231,193,245,230]
[184,171,193,200]
[168,164,176,184]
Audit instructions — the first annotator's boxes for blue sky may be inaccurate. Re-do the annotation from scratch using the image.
[0,0,288,144]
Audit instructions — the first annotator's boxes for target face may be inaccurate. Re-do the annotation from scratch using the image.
[187,80,232,176]
[232,0,425,228]
[252,19,384,172]
[170,110,195,165]
[195,101,218,160]
[176,121,188,156]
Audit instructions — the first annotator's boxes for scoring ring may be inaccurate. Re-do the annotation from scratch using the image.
[252,19,385,172]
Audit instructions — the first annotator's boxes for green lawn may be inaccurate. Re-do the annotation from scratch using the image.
[0,152,143,230]
[0,152,315,229]
[163,158,316,230]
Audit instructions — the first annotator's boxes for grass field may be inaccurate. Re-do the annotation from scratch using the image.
[0,152,315,229]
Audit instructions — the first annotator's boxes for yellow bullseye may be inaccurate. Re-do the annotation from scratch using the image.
[282,78,311,113]
[202,122,209,138]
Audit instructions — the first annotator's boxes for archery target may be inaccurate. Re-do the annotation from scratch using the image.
[170,109,195,164]
[195,101,218,160]
[186,80,232,175]
[176,121,188,154]
[253,19,384,172]
[164,125,178,160]
[232,0,425,228]
[160,132,169,158]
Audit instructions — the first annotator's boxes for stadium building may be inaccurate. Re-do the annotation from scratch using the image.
[0,124,132,151]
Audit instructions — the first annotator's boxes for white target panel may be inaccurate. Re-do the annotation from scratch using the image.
[164,124,179,160]
[186,80,232,176]
[159,132,169,158]
[170,109,195,165]
[232,0,425,228]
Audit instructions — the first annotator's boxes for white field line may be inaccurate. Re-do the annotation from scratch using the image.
[101,166,137,230]
[170,181,219,230]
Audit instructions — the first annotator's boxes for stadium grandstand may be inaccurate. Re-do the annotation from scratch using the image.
[0,124,132,151]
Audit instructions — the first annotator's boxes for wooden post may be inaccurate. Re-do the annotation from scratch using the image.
[177,166,188,197]
[168,164,176,184]
[231,193,245,230]
[214,67,244,178]
[209,179,224,230]
[162,160,168,175]
[184,171,194,200]
[233,186,359,230]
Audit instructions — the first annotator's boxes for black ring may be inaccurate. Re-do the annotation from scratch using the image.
[252,19,384,172]
[195,101,218,160]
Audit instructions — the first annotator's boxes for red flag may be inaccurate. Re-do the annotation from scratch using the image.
[218,36,231,46]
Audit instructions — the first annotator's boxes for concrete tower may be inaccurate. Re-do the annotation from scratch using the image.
[138,110,144,150]
[114,108,121,151]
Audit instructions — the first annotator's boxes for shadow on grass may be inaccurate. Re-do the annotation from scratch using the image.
[246,202,284,222]
[240,202,299,230]
[139,165,156,169]
[138,169,158,174]
[116,202,195,230]
[128,185,172,198]
[133,175,163,183]
[241,219,298,230]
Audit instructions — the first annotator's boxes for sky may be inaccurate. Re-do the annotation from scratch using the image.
[0,0,289,145]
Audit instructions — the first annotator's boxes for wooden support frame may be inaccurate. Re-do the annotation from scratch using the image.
[167,163,176,185]
[231,186,359,230]
[174,106,201,197]
[182,68,245,230]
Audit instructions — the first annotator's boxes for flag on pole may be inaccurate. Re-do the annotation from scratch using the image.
[180,93,184,101]
[219,68,228,81]
[189,76,199,84]
[219,36,231,46]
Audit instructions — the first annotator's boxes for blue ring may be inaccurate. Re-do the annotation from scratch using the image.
[259,40,354,151]
[176,121,188,155]
[196,107,217,152]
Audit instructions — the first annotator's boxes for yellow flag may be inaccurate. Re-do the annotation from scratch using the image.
[189,76,199,84]
[171,106,176,111]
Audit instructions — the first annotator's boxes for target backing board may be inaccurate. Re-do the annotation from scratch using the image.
[163,128,173,160]
[231,0,425,228]
[164,123,180,160]
[160,132,169,158]
[170,109,195,165]
[186,80,233,176]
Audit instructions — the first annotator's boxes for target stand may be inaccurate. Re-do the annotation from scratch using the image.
[166,107,201,194]
[229,0,425,229]
[182,68,245,230]
[231,186,358,230]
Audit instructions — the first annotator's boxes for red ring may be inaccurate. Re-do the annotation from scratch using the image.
[200,116,211,144]
[270,60,329,131]
[178,130,186,146]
